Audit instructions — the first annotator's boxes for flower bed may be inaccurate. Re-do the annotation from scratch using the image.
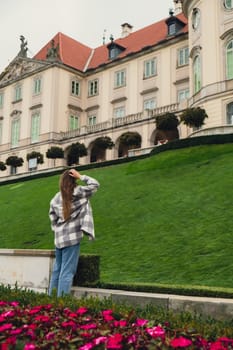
[0,301,233,349]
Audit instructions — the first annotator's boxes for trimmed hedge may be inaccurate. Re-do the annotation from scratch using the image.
[73,254,100,287]
[99,282,233,299]
[151,133,233,156]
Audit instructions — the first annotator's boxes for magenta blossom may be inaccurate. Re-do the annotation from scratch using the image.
[170,336,192,348]
[147,325,165,339]
[134,318,148,327]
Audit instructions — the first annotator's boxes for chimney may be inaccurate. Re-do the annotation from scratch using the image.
[173,0,182,15]
[121,23,133,38]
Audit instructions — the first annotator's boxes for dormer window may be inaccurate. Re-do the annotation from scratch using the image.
[107,36,125,60]
[166,12,186,36]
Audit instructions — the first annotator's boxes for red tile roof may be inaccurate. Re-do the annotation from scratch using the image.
[34,13,188,72]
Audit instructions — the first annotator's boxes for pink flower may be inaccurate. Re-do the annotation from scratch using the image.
[170,336,192,348]
[77,307,88,315]
[80,323,97,330]
[93,336,107,345]
[107,333,123,349]
[0,323,13,332]
[147,325,165,339]
[210,340,229,350]
[134,318,148,327]
[113,320,127,327]
[24,344,37,350]
[102,309,114,321]
[79,343,93,350]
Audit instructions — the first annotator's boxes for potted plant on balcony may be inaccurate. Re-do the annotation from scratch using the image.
[155,112,179,144]
[94,136,114,150]
[180,107,208,129]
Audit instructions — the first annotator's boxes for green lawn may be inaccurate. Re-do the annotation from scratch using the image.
[0,143,233,289]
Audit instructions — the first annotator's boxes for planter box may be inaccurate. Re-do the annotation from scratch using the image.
[0,249,55,293]
[0,249,100,293]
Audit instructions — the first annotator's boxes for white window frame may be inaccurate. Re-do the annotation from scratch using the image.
[33,77,41,95]
[114,70,126,88]
[144,59,157,78]
[193,54,201,93]
[71,79,80,96]
[226,40,233,79]
[14,84,22,101]
[224,0,233,9]
[227,102,233,124]
[88,115,97,125]
[178,88,189,102]
[11,118,20,147]
[69,114,79,130]
[177,47,189,67]
[113,106,125,118]
[31,112,40,143]
[144,98,156,110]
[88,79,99,96]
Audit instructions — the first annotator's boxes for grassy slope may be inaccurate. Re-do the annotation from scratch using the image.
[0,144,233,289]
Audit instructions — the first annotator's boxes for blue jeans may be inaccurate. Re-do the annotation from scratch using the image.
[49,243,80,297]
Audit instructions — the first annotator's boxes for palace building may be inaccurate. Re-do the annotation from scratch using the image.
[0,0,233,176]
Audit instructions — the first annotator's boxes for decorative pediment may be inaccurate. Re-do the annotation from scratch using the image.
[0,58,49,86]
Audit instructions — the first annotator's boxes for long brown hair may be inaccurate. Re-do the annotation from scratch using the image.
[59,170,77,220]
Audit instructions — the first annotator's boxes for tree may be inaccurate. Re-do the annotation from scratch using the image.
[94,136,114,149]
[46,146,64,166]
[155,112,179,143]
[180,107,208,128]
[26,151,44,164]
[6,156,24,174]
[67,142,87,166]
[0,161,6,171]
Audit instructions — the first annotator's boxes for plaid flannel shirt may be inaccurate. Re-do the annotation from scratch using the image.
[49,175,100,249]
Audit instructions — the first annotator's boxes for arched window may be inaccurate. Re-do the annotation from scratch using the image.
[226,40,233,79]
[224,0,233,9]
[226,102,233,124]
[193,55,201,93]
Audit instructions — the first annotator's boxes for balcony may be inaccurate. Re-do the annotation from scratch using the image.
[60,103,180,140]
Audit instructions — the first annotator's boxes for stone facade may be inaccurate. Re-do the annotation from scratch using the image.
[0,0,232,177]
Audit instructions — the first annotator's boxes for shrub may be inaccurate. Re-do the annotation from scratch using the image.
[180,107,208,128]
[155,112,179,130]
[0,161,6,171]
[26,151,44,164]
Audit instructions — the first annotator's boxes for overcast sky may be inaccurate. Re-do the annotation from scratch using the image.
[0,0,174,72]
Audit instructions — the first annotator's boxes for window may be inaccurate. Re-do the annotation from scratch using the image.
[168,23,176,35]
[71,79,80,96]
[144,98,156,110]
[193,55,201,93]
[114,70,126,88]
[88,115,97,125]
[224,0,233,9]
[14,85,22,101]
[178,89,189,102]
[69,115,79,130]
[192,8,201,30]
[113,106,125,118]
[144,59,156,78]
[177,47,189,67]
[227,102,233,124]
[88,79,98,96]
[33,78,41,95]
[11,118,20,147]
[31,113,40,143]
[226,40,233,79]
[0,92,4,108]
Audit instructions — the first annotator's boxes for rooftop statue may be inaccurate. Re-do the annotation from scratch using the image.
[18,35,28,58]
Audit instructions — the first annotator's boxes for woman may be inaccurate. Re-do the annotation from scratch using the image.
[48,168,100,297]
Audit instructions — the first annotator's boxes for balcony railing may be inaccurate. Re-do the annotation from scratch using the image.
[59,102,180,140]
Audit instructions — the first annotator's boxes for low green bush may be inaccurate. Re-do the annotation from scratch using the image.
[73,254,100,286]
